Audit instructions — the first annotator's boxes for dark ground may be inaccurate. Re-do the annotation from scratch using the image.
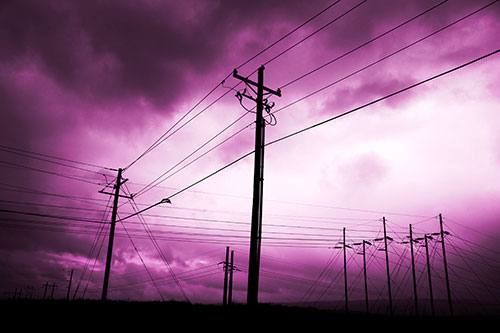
[0,300,500,332]
[0,299,497,330]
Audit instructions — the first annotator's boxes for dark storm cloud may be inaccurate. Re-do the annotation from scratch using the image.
[0,0,328,111]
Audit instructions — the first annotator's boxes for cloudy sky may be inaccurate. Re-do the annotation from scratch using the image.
[1,0,499,314]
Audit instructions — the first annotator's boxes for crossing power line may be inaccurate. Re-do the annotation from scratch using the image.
[122,0,345,172]
[119,48,500,222]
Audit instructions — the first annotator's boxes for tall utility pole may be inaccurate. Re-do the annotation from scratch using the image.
[424,234,435,317]
[233,66,281,305]
[382,217,393,315]
[228,250,234,305]
[439,214,453,316]
[66,269,73,301]
[409,225,419,317]
[223,246,230,306]
[100,168,131,301]
[343,227,348,313]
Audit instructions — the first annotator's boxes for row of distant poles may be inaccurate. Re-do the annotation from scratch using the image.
[336,215,453,317]
[7,270,74,301]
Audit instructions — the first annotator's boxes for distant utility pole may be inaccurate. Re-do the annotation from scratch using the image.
[66,269,74,301]
[50,283,57,300]
[228,250,234,305]
[43,282,49,300]
[343,227,348,313]
[233,66,281,306]
[100,168,131,301]
[382,217,393,316]
[439,213,453,316]
[222,247,236,306]
[409,224,419,317]
[362,240,371,314]
[424,234,435,317]
[223,246,230,306]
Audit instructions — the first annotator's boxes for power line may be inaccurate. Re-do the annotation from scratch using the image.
[273,0,499,114]
[0,160,102,185]
[123,1,342,172]
[235,0,341,70]
[132,111,252,199]
[125,0,358,195]
[0,145,114,176]
[123,73,233,172]
[0,208,108,224]
[262,0,368,67]
[123,189,191,303]
[120,48,500,221]
[279,0,449,89]
[119,217,166,301]
[266,48,500,146]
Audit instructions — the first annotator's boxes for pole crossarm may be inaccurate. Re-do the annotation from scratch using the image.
[98,189,133,199]
[233,68,282,97]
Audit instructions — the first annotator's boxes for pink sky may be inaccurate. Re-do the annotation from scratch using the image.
[1,0,499,314]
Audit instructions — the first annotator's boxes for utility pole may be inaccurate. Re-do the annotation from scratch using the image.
[223,246,230,306]
[382,217,393,315]
[229,250,234,305]
[100,168,131,301]
[43,282,49,300]
[409,225,419,317]
[343,227,348,313]
[439,214,453,316]
[50,283,57,300]
[424,234,435,317]
[233,66,281,305]
[362,240,371,314]
[66,269,73,301]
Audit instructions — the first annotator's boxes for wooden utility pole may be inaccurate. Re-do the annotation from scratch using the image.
[42,282,49,300]
[439,214,453,316]
[223,246,230,306]
[50,283,57,299]
[362,240,371,314]
[100,168,131,301]
[424,234,435,317]
[343,227,348,313]
[228,250,234,305]
[382,217,393,315]
[66,269,73,301]
[409,225,419,317]
[233,66,281,305]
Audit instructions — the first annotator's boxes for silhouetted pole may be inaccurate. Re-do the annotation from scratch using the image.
[409,224,419,317]
[50,283,57,299]
[424,234,435,317]
[43,282,49,300]
[101,168,125,301]
[383,217,393,315]
[233,66,281,305]
[439,214,453,316]
[363,240,371,314]
[343,227,348,313]
[66,269,73,301]
[223,246,230,306]
[228,250,234,305]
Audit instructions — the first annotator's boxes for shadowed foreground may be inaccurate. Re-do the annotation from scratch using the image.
[1,299,497,330]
